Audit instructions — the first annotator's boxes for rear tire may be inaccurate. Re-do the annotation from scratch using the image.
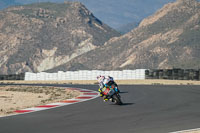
[112,94,122,105]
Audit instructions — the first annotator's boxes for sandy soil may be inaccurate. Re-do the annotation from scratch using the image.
[177,130,200,133]
[0,86,81,116]
[1,79,200,85]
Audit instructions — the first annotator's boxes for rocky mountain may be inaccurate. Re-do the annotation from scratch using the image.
[76,0,176,29]
[47,0,200,71]
[1,0,177,30]
[0,2,120,74]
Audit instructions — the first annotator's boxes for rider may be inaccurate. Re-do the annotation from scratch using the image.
[105,76,119,93]
[97,75,119,101]
[97,75,106,99]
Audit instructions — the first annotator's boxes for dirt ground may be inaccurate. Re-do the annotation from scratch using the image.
[0,86,81,116]
[176,129,200,133]
[1,79,200,85]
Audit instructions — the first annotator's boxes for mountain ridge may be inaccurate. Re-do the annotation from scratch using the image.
[46,0,200,72]
[0,2,120,74]
[0,0,177,30]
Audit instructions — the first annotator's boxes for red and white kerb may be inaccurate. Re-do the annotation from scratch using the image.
[9,87,99,116]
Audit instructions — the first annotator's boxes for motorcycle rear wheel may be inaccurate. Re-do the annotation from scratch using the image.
[112,94,122,105]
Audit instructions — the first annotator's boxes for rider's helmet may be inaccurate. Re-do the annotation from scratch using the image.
[97,75,105,83]
[103,77,111,84]
[96,75,101,80]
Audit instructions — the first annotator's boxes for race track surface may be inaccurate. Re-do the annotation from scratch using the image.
[1,84,200,133]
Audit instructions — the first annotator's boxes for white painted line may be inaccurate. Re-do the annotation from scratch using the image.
[46,102,70,106]
[22,107,49,111]
[170,128,200,133]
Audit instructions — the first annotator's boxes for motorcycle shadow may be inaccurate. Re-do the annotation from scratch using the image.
[120,103,134,106]
[119,91,128,94]
[110,102,134,106]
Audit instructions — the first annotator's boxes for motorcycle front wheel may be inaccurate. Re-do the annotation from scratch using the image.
[112,94,122,105]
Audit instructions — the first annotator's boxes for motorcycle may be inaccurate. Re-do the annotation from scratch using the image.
[100,85,122,105]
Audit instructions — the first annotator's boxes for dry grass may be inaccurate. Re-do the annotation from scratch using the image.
[1,79,200,85]
[0,86,81,116]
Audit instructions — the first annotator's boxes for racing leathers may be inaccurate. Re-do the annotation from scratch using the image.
[98,76,120,101]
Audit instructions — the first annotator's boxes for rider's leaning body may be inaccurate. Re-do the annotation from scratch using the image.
[97,75,119,101]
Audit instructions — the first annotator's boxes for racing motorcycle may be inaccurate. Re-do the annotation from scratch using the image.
[99,85,122,105]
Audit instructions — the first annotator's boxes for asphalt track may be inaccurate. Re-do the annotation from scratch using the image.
[1,84,200,133]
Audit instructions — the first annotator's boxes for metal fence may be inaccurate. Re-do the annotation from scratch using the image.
[0,73,25,80]
[145,69,200,80]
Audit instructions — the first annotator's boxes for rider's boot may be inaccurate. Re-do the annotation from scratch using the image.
[103,95,108,102]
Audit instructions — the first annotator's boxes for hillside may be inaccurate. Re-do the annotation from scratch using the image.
[47,0,200,72]
[0,2,120,74]
[0,0,176,30]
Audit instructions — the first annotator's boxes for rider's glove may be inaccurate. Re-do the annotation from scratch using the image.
[98,88,104,97]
